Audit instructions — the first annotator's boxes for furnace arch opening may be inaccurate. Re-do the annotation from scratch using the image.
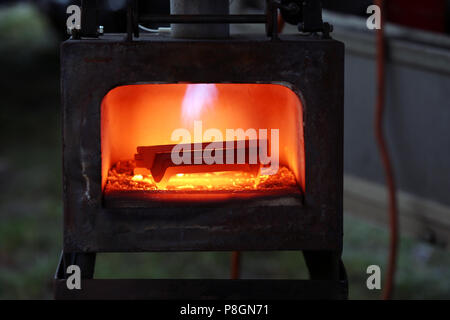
[101,83,305,203]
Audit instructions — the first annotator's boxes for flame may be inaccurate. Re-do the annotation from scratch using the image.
[181,84,218,125]
[131,174,143,181]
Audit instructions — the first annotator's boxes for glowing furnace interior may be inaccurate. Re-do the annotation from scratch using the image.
[101,83,305,203]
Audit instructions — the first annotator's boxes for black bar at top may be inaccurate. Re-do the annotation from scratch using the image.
[139,14,267,24]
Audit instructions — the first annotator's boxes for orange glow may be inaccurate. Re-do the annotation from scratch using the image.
[101,84,305,201]
[105,160,298,193]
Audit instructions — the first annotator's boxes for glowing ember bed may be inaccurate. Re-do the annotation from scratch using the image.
[104,160,301,205]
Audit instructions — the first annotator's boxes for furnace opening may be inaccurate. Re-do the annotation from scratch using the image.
[101,83,305,204]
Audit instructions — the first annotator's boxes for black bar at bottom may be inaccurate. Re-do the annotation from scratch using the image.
[54,279,348,300]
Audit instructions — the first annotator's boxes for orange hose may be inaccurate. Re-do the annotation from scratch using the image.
[230,251,241,279]
[277,10,285,33]
[374,0,399,300]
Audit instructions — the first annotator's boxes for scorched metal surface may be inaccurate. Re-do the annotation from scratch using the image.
[61,34,344,253]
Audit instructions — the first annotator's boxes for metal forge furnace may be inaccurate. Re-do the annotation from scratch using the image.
[55,0,346,299]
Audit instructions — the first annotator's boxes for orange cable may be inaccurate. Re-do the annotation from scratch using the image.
[230,251,241,279]
[374,0,399,300]
[277,10,285,33]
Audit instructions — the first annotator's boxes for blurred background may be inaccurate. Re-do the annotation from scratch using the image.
[0,0,449,299]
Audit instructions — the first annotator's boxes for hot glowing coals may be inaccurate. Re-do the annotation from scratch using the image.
[105,160,298,192]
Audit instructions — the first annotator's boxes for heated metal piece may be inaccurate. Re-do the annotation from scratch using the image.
[135,140,262,184]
